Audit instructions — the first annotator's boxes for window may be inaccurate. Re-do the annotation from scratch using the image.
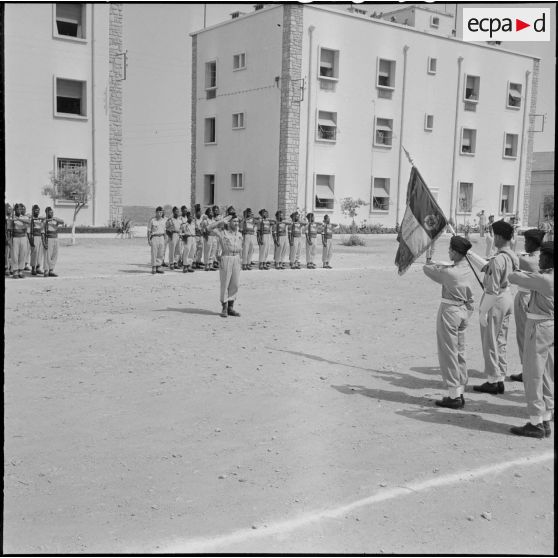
[232,112,245,129]
[319,48,339,80]
[55,3,85,39]
[500,184,515,214]
[233,53,246,71]
[503,133,518,158]
[317,110,337,141]
[464,74,480,102]
[55,158,88,204]
[204,174,215,205]
[460,128,477,155]
[55,78,86,116]
[507,82,522,109]
[377,58,396,89]
[315,174,335,210]
[427,57,437,74]
[424,114,434,131]
[374,118,393,147]
[204,117,216,144]
[430,15,440,28]
[371,178,390,211]
[205,61,217,99]
[231,173,244,189]
[457,182,473,213]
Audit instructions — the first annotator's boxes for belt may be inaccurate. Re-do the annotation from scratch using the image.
[517,287,530,293]
[12,232,27,237]
[526,312,553,321]
[151,233,164,237]
[244,231,256,235]
[308,234,317,238]
[441,298,465,306]
[222,252,241,256]
[46,234,58,238]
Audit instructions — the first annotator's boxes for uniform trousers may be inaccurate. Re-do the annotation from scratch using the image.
[182,237,196,266]
[480,291,513,382]
[289,237,302,265]
[514,291,530,364]
[30,235,43,268]
[522,318,554,420]
[306,237,317,264]
[5,239,12,271]
[258,234,272,264]
[436,303,472,397]
[150,236,165,267]
[220,254,241,303]
[242,234,256,266]
[322,239,333,264]
[168,232,180,265]
[204,236,217,266]
[274,236,289,264]
[194,236,203,265]
[43,239,59,272]
[11,236,28,271]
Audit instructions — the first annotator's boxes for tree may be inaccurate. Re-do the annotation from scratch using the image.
[42,166,93,245]
[340,197,368,233]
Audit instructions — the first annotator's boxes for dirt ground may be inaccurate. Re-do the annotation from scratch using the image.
[3,233,554,554]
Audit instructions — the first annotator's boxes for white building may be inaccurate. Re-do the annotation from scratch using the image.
[191,4,539,227]
[4,3,124,226]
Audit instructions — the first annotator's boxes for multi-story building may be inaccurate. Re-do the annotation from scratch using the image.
[528,151,554,226]
[3,3,124,226]
[191,4,539,227]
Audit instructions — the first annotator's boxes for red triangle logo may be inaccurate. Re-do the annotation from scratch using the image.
[516,19,530,31]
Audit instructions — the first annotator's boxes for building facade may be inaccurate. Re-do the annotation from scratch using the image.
[4,3,123,226]
[191,4,538,227]
[528,151,554,226]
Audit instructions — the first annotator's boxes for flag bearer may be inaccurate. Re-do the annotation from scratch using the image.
[180,211,197,272]
[207,213,243,318]
[241,208,257,271]
[273,210,289,269]
[29,204,44,275]
[510,229,545,383]
[509,241,554,438]
[468,220,519,395]
[41,207,65,277]
[305,212,319,269]
[321,214,338,268]
[193,204,204,269]
[10,204,30,278]
[257,209,273,270]
[423,236,475,409]
[288,211,304,269]
[166,206,181,270]
[148,206,166,274]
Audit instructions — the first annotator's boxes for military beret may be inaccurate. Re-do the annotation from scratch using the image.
[523,229,545,246]
[491,220,514,240]
[450,235,472,255]
[32,204,40,210]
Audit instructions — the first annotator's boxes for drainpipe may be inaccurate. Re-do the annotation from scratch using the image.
[90,4,96,225]
[395,45,409,229]
[304,25,315,213]
[449,56,464,225]
[515,70,530,223]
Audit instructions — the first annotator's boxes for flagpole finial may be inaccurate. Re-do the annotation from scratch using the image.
[401,145,414,167]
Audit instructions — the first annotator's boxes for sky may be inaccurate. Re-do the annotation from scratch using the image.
[122,2,555,208]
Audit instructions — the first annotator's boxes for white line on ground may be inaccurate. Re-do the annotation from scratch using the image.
[158,451,553,553]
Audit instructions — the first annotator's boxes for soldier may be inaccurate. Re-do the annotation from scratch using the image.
[161,208,169,267]
[305,212,319,269]
[509,242,554,438]
[147,206,166,274]
[41,207,65,277]
[485,214,495,257]
[20,203,32,272]
[180,211,196,272]
[207,213,243,318]
[212,205,223,269]
[5,203,13,276]
[510,229,545,383]
[257,209,273,270]
[423,236,475,408]
[477,209,487,237]
[193,204,204,269]
[202,207,217,271]
[272,210,289,270]
[29,204,44,275]
[321,214,338,268]
[177,205,189,267]
[166,206,181,270]
[288,211,304,269]
[241,208,257,271]
[10,203,30,278]
[468,220,519,394]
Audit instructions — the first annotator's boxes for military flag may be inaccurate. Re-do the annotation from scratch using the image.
[395,166,447,275]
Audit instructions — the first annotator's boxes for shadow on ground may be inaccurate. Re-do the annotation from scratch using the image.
[159,307,221,316]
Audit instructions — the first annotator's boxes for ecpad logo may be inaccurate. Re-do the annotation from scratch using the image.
[463,8,550,42]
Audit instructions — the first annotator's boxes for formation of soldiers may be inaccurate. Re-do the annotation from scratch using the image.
[5,203,65,278]
[147,204,338,275]
[422,222,554,439]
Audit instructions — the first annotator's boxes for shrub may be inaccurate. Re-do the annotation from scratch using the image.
[342,234,366,246]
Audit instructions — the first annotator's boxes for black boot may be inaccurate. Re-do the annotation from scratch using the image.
[220,303,228,318]
[227,300,240,317]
